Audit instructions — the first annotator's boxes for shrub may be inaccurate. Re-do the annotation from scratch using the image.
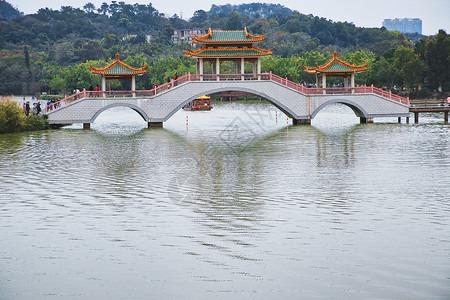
[22,114,49,131]
[0,97,24,133]
[0,97,49,133]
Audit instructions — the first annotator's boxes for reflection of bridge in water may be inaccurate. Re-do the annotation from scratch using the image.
[47,73,411,129]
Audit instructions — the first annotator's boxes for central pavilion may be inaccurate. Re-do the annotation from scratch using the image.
[184,27,273,80]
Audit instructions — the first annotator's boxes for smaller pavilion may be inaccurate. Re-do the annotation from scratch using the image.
[184,28,273,80]
[90,54,148,97]
[304,52,368,93]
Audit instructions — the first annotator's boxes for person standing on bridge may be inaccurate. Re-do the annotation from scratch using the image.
[88,84,93,97]
[173,73,178,86]
[447,96,450,106]
[95,84,99,97]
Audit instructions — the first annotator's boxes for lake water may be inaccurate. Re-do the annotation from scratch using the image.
[0,101,449,299]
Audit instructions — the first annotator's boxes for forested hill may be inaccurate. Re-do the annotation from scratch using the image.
[207,3,293,18]
[1,1,412,55]
[0,0,23,20]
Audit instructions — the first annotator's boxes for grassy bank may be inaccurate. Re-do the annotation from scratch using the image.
[0,97,50,133]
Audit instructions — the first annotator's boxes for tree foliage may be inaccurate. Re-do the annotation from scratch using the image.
[0,1,447,97]
[0,0,23,20]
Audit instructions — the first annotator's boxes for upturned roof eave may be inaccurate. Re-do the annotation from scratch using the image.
[184,46,273,58]
[90,54,147,76]
[303,52,368,74]
[190,27,266,44]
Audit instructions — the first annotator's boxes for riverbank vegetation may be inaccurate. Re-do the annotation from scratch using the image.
[0,97,49,133]
[0,2,448,98]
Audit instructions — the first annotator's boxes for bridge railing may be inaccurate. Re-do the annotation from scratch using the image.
[45,91,87,112]
[266,72,409,105]
[358,86,410,105]
[409,99,448,107]
[186,73,259,81]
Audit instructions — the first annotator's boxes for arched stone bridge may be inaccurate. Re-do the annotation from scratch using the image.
[47,73,410,128]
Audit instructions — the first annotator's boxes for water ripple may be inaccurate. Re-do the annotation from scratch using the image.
[1,104,449,299]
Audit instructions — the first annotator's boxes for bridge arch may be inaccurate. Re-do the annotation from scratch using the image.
[163,86,300,122]
[89,103,149,123]
[311,98,368,119]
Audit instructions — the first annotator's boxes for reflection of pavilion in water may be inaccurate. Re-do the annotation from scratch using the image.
[314,127,356,169]
[182,138,266,208]
[170,138,267,260]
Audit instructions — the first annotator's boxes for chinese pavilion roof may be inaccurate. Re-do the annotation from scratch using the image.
[184,46,273,58]
[191,27,266,44]
[304,52,368,75]
[90,54,148,76]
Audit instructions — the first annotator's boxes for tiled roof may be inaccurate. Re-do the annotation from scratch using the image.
[192,28,266,44]
[304,52,368,74]
[209,31,249,42]
[326,62,355,72]
[90,54,147,76]
[184,46,273,58]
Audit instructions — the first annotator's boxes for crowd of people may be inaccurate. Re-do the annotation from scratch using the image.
[45,99,62,112]
[22,101,42,116]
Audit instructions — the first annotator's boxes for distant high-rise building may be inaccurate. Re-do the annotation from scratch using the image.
[382,18,422,34]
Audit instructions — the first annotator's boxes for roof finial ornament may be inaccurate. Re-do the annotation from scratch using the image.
[115,54,120,61]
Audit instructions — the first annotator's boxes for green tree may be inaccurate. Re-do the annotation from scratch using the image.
[76,40,106,62]
[24,46,30,69]
[286,19,302,33]
[0,0,23,20]
[190,10,207,27]
[225,11,242,30]
[344,50,376,85]
[62,61,100,92]
[51,42,75,65]
[83,2,96,13]
[420,30,449,91]
[368,56,397,89]
[392,47,419,88]
[98,2,109,15]
[49,75,66,94]
[403,58,424,90]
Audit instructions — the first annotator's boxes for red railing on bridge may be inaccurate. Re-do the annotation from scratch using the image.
[409,99,448,107]
[266,72,409,105]
[46,72,410,112]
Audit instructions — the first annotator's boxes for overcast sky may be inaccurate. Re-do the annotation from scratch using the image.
[7,0,449,36]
